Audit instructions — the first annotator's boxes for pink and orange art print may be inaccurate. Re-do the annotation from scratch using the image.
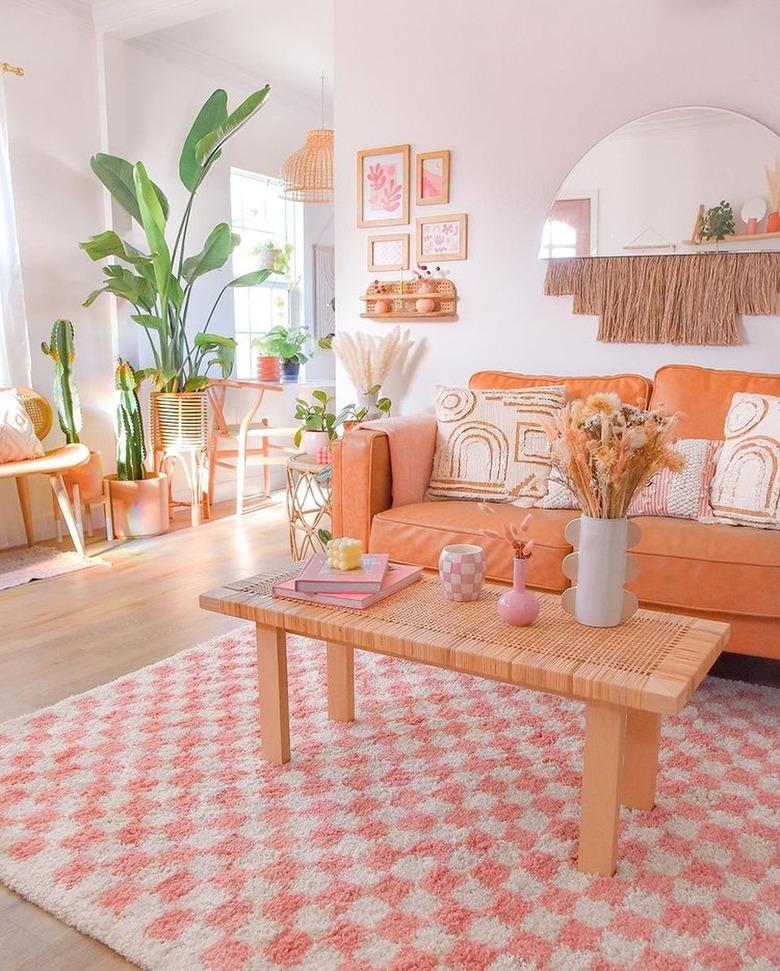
[416,213,468,262]
[357,145,410,228]
[416,150,450,206]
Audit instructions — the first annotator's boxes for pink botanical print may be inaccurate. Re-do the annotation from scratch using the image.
[423,220,459,255]
[365,160,402,214]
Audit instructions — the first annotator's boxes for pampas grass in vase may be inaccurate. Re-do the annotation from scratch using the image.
[766,159,780,232]
[332,327,413,418]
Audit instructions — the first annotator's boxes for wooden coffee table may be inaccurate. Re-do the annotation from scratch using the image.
[200,571,729,877]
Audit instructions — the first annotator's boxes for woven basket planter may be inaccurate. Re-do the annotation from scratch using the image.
[150,391,208,452]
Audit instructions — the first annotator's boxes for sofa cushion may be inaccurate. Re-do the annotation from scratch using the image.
[650,364,780,439]
[470,371,652,407]
[628,516,780,618]
[369,500,579,592]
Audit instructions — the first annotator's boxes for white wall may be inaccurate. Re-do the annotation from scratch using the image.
[334,0,780,417]
[2,0,114,547]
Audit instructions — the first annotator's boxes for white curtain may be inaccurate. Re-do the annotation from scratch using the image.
[0,75,31,388]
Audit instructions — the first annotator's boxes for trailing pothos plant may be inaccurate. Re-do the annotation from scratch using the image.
[80,86,272,392]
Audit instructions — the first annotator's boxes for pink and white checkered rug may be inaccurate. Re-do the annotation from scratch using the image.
[0,628,778,971]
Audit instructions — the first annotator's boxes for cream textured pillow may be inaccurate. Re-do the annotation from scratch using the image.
[0,390,45,463]
[710,392,780,529]
[536,439,720,521]
[427,385,566,505]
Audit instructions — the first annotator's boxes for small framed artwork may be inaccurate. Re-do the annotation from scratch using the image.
[416,150,450,205]
[356,144,410,228]
[416,213,468,261]
[367,234,410,272]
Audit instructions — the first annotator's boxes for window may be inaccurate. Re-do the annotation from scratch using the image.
[230,168,304,378]
[539,198,592,259]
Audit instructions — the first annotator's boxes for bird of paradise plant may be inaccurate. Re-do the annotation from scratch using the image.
[80,86,273,392]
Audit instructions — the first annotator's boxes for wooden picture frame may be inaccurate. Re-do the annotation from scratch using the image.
[367,234,410,272]
[416,213,468,262]
[356,144,410,228]
[416,150,450,205]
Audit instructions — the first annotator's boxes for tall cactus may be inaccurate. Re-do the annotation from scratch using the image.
[41,319,81,444]
[114,359,146,481]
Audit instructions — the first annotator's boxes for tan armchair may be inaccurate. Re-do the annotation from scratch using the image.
[1,388,90,555]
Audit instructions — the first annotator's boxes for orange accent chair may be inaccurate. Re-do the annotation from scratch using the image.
[1,387,90,555]
[331,365,780,662]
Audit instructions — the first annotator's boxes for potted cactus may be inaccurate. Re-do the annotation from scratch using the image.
[40,319,104,511]
[104,359,169,538]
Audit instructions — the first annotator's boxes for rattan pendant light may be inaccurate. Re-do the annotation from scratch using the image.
[281,74,334,203]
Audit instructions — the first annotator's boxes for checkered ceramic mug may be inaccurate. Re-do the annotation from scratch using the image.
[439,544,486,602]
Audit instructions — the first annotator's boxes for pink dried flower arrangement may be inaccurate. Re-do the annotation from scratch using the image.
[542,393,683,519]
[478,504,535,559]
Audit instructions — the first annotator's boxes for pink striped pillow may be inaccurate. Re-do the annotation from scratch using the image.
[627,439,720,520]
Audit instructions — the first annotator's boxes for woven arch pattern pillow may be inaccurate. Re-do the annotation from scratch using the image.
[536,438,720,521]
[0,389,45,462]
[427,385,566,505]
[710,392,780,529]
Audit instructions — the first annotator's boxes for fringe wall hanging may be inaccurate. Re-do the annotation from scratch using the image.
[544,252,780,344]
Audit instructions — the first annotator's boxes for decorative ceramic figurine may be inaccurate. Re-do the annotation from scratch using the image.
[477,504,539,626]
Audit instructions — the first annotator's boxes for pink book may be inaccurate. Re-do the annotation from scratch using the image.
[294,552,390,593]
[275,563,422,609]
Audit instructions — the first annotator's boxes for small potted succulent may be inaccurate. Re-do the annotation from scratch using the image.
[104,359,169,538]
[252,325,310,382]
[40,319,104,505]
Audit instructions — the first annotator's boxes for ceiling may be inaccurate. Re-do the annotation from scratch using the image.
[141,0,334,109]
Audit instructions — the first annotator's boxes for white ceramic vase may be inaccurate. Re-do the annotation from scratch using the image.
[301,430,331,455]
[562,516,640,627]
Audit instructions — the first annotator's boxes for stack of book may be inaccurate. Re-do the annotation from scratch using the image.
[273,552,422,608]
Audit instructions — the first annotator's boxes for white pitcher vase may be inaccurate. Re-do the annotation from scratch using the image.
[562,516,640,628]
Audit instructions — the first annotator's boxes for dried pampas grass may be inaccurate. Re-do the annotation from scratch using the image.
[332,327,413,393]
[766,159,780,213]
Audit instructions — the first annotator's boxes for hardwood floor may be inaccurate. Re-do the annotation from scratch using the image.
[0,497,291,970]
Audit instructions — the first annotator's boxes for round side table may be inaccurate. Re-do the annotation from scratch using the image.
[285,454,332,561]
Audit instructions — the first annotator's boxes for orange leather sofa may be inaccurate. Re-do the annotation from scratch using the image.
[332,365,780,661]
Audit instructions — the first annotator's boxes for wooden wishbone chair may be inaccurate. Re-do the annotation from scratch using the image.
[1,387,90,556]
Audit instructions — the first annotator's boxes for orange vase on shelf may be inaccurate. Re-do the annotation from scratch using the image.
[767,211,780,234]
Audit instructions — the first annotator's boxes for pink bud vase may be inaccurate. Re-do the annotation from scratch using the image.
[497,556,539,626]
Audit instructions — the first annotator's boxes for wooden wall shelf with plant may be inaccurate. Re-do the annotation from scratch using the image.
[359,277,457,320]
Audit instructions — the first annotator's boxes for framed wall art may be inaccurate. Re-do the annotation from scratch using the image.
[367,234,410,272]
[416,213,468,261]
[416,150,450,205]
[356,144,410,228]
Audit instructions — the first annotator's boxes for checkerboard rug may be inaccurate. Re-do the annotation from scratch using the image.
[0,628,778,971]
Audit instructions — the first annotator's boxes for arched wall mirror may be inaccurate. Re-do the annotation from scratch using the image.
[540,107,780,345]
[540,106,780,259]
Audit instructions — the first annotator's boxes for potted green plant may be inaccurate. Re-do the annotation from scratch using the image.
[40,319,105,508]
[252,325,310,382]
[700,200,736,241]
[293,390,339,453]
[104,359,169,538]
[252,330,282,382]
[80,86,273,454]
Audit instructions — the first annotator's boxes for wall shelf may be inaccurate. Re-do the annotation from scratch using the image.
[360,277,457,320]
[684,230,780,245]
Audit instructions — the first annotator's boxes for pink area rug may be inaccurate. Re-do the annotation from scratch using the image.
[0,628,778,971]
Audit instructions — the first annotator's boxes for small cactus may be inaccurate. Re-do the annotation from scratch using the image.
[41,319,81,444]
[114,359,146,481]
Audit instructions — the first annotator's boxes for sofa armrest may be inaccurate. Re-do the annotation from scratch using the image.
[331,429,393,548]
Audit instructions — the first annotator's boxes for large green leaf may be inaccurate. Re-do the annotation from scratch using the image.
[228,269,273,287]
[179,89,228,191]
[100,265,156,309]
[194,331,237,379]
[133,162,170,302]
[131,313,165,332]
[195,86,270,166]
[80,230,152,266]
[90,154,169,223]
[182,223,237,283]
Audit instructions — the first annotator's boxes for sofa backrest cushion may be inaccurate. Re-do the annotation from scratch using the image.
[469,371,652,407]
[650,365,780,439]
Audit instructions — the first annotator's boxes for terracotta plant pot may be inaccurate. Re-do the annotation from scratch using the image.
[106,472,169,539]
[257,354,281,382]
[63,449,104,502]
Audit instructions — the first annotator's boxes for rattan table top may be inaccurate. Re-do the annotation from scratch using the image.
[200,570,729,715]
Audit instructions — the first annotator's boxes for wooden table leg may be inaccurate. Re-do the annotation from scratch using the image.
[578,701,626,876]
[327,642,355,722]
[257,624,290,764]
[622,709,661,810]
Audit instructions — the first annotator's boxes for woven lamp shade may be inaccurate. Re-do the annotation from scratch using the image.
[281,128,334,203]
